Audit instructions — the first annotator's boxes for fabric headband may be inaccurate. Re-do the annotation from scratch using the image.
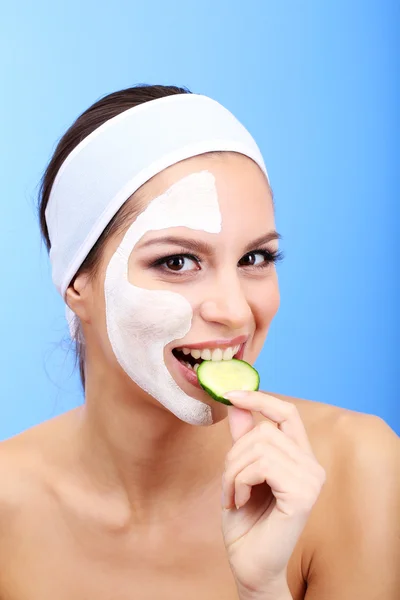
[45,93,269,298]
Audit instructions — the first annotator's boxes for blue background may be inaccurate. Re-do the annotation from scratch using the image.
[0,1,398,438]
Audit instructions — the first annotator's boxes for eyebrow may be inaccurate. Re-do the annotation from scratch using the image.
[137,231,281,256]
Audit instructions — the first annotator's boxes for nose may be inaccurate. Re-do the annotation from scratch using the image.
[199,272,253,331]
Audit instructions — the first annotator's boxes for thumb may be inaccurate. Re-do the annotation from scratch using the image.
[227,406,255,443]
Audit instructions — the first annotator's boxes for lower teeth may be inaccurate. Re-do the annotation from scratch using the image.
[184,361,199,372]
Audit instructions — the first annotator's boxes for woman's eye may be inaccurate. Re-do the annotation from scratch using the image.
[162,255,199,272]
[152,248,281,274]
[239,252,267,267]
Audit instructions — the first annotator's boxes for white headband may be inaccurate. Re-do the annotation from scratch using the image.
[45,93,268,297]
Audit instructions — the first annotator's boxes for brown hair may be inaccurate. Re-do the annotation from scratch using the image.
[37,84,191,390]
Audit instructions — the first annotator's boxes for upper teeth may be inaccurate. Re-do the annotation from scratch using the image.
[180,345,240,361]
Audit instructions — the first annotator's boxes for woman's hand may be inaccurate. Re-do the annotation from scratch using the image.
[221,391,326,600]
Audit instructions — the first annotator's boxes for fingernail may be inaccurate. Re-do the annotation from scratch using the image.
[224,391,248,400]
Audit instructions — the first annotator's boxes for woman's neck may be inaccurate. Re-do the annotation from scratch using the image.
[73,373,229,524]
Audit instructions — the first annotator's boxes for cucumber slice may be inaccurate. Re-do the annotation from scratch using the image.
[197,359,259,405]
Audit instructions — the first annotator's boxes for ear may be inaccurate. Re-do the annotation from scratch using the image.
[65,272,92,326]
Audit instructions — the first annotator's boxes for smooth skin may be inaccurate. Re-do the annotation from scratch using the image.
[0,154,398,600]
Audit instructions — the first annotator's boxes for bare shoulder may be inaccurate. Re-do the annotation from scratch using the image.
[0,410,79,522]
[0,431,44,513]
[276,391,399,506]
[274,392,399,598]
[273,391,398,460]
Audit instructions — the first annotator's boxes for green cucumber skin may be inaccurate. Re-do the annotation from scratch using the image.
[198,359,260,405]
[198,382,234,405]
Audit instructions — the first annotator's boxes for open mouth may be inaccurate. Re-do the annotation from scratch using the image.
[172,343,243,374]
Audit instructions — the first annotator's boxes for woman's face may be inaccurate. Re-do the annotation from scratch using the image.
[80,153,280,424]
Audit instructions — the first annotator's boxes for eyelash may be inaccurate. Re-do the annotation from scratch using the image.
[150,248,284,275]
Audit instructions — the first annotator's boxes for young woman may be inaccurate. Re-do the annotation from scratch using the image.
[0,85,398,600]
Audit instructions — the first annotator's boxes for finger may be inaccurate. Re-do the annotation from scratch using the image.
[234,454,295,509]
[227,406,255,444]
[233,454,326,513]
[224,391,313,453]
[223,444,293,510]
[226,419,310,468]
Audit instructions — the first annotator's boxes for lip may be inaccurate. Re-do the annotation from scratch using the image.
[173,334,248,351]
[171,340,247,390]
[174,359,203,389]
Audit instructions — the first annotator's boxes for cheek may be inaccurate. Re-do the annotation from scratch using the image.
[254,275,280,326]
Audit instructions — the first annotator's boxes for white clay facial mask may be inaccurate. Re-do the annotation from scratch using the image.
[104,171,221,426]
